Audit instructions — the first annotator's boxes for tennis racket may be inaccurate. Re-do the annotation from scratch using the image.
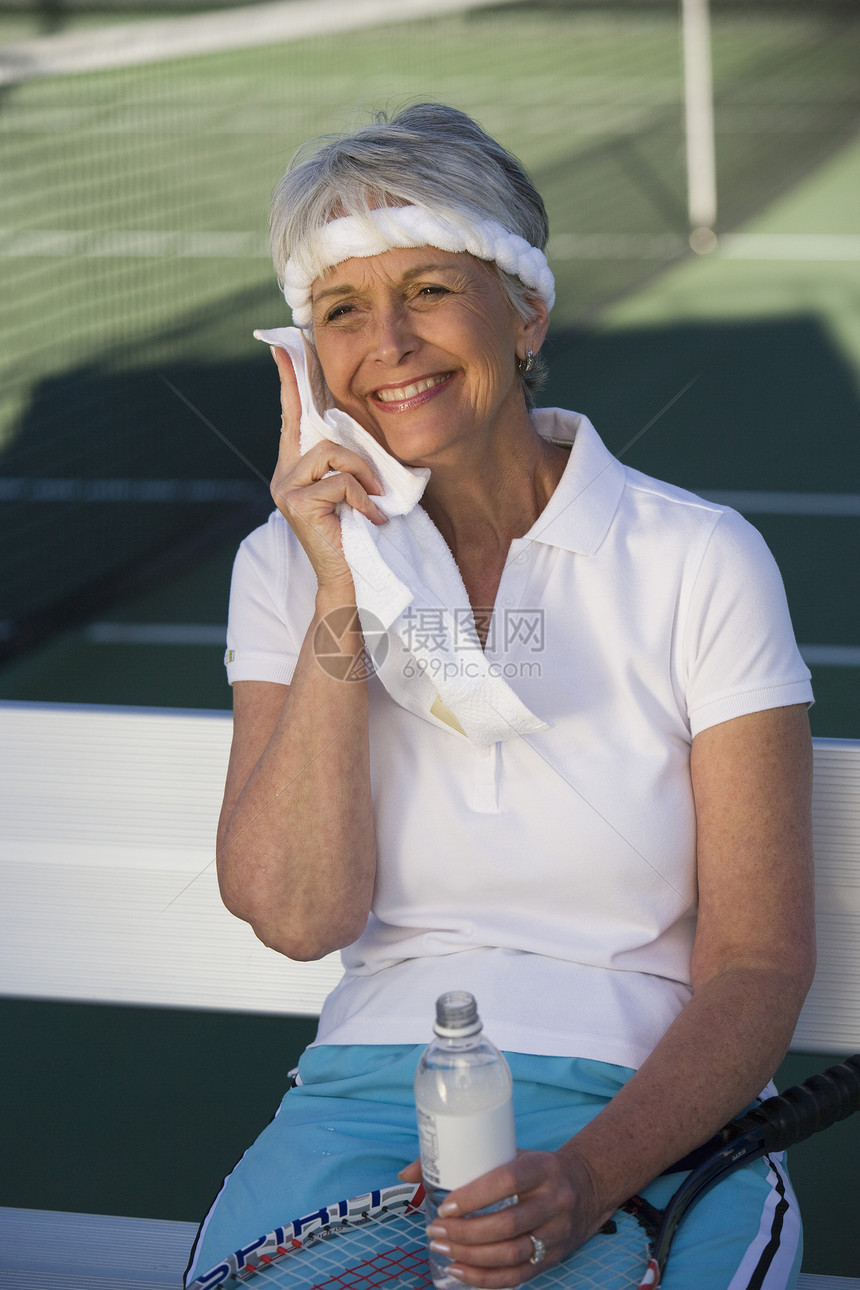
[187,1054,860,1290]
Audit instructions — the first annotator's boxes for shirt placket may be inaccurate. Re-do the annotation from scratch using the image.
[468,538,537,814]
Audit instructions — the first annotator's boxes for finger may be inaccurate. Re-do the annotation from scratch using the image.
[268,345,303,469]
[268,347,385,495]
[438,1224,560,1287]
[273,471,387,529]
[436,1154,545,1222]
[287,442,385,502]
[428,1197,541,1253]
[444,1252,548,1288]
[271,344,301,426]
[430,1226,540,1270]
[397,1159,422,1184]
[427,1155,568,1263]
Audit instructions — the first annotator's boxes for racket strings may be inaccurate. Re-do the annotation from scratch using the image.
[235,1209,431,1288]
[192,1058,860,1290]
[312,1245,433,1290]
[302,1214,431,1289]
[214,1202,651,1290]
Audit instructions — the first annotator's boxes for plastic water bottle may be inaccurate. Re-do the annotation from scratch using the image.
[415,991,516,1290]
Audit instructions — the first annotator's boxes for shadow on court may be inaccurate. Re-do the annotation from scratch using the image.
[0,301,278,663]
[544,315,860,678]
[2,311,858,683]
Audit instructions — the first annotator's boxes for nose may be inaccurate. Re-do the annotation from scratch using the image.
[369,301,418,367]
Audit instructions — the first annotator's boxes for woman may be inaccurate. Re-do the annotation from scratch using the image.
[187,104,815,1289]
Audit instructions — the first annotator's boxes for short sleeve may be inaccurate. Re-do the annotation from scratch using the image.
[682,508,813,736]
[224,510,317,686]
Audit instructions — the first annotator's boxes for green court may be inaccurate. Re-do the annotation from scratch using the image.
[1,0,857,729]
[1,0,858,1279]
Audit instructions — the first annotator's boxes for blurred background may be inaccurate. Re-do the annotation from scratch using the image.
[1,0,858,1275]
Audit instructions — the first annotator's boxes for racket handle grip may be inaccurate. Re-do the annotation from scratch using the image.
[732,1054,860,1154]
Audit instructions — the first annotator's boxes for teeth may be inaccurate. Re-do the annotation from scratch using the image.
[376,375,447,403]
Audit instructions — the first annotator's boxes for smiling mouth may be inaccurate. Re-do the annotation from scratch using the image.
[374,373,451,403]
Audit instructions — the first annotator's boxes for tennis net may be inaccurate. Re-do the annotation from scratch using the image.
[1,0,858,659]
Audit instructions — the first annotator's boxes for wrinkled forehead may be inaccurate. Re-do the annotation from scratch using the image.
[311,244,487,296]
[282,206,555,330]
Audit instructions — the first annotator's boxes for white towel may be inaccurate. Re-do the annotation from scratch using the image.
[254,326,549,748]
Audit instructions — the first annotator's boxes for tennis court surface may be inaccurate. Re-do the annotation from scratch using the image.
[1,0,859,1277]
[1,0,857,731]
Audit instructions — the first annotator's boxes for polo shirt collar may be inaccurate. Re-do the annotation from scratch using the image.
[526,407,626,555]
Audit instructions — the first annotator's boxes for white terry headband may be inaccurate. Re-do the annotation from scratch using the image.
[282,204,555,328]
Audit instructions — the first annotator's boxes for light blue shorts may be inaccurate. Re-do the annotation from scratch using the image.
[185,1046,802,1289]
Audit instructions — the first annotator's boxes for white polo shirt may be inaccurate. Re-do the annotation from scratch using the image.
[225,410,812,1069]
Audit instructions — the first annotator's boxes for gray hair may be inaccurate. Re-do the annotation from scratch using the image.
[269,103,549,399]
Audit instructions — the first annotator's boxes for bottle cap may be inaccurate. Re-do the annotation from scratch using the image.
[434,991,483,1038]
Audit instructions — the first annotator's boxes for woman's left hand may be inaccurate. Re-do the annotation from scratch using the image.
[399,1149,609,1286]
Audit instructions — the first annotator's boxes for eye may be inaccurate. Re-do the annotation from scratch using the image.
[323,302,356,323]
[413,283,451,304]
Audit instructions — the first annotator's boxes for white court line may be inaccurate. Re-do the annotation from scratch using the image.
[5,230,859,262]
[0,478,263,501]
[81,622,860,665]
[0,0,520,85]
[549,233,860,262]
[697,491,860,516]
[799,646,860,668]
[3,479,857,516]
[0,229,269,257]
[718,234,860,262]
[549,233,687,260]
[86,622,227,645]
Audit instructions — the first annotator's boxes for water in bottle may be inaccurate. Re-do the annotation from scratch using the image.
[415,991,516,1290]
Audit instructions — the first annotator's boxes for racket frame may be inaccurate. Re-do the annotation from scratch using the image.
[187,1055,860,1290]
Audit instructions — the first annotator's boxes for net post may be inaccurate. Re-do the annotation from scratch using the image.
[681,0,717,251]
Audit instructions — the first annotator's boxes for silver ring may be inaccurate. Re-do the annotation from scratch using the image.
[528,1233,546,1266]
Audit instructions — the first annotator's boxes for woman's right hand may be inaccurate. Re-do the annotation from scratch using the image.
[268,345,388,589]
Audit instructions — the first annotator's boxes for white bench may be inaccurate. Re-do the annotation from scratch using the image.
[1,702,858,1286]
